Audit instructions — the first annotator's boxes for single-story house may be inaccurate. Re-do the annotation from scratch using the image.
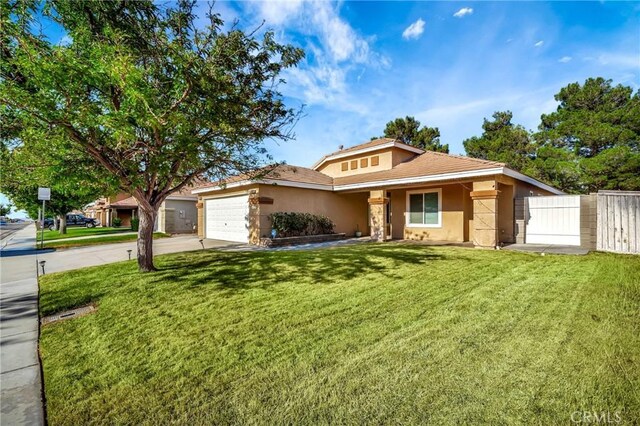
[192,138,562,247]
[87,189,198,234]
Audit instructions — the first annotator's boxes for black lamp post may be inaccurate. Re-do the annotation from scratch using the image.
[39,260,46,275]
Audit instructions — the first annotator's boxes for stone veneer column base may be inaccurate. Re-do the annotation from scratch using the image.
[470,189,499,249]
[368,190,388,242]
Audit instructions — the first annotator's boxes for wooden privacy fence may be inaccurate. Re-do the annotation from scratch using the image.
[597,191,640,254]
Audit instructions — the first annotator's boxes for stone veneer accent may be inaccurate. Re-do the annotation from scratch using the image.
[259,233,346,247]
[470,186,499,248]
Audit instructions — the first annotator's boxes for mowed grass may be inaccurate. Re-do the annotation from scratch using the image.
[41,227,132,241]
[39,244,640,425]
[42,232,168,249]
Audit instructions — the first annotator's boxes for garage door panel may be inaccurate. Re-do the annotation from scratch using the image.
[205,195,249,243]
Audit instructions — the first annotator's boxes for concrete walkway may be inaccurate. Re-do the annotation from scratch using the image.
[38,234,235,274]
[0,224,45,426]
[502,243,589,255]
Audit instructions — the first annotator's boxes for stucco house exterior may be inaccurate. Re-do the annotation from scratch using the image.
[192,138,562,248]
[87,189,198,234]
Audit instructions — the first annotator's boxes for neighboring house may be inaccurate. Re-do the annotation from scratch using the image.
[192,138,562,247]
[87,188,198,234]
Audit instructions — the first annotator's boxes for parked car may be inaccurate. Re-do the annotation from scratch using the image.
[44,214,99,231]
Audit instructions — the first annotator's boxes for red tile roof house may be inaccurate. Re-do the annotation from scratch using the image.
[192,138,562,248]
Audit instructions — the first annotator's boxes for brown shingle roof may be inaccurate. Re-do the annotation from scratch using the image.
[194,164,333,191]
[191,152,512,193]
[333,151,505,187]
[108,196,139,208]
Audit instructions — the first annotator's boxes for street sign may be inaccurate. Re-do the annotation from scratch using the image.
[38,187,50,201]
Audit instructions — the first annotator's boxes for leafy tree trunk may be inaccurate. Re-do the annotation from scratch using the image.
[137,205,158,272]
[57,215,67,234]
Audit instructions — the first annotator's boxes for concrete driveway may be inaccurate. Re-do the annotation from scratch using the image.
[37,235,241,274]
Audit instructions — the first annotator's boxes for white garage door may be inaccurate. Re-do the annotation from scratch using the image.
[526,195,580,245]
[205,195,249,243]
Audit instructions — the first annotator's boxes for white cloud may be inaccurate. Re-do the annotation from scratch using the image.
[311,2,370,62]
[402,18,425,40]
[256,0,303,26]
[453,7,474,18]
[596,53,639,68]
[244,1,388,112]
[534,40,544,47]
[558,56,572,63]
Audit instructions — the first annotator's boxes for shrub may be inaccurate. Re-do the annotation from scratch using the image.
[269,212,335,238]
[112,217,122,228]
[131,217,139,232]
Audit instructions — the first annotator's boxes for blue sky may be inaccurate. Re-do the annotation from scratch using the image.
[3,1,639,218]
[209,0,639,167]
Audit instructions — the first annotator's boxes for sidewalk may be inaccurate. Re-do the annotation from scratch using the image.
[0,224,45,426]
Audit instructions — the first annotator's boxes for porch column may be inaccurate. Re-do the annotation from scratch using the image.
[368,190,388,242]
[470,180,500,249]
[196,199,204,239]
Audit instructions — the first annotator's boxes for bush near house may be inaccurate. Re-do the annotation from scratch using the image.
[269,212,334,237]
[131,217,139,232]
[112,218,122,228]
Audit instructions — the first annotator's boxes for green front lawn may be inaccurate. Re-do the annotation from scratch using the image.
[39,244,640,424]
[42,232,168,249]
[40,226,132,241]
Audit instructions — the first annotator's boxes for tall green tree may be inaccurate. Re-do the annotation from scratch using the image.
[374,116,449,152]
[464,79,640,193]
[535,77,640,192]
[463,111,535,172]
[0,203,12,217]
[1,0,304,271]
[0,136,114,232]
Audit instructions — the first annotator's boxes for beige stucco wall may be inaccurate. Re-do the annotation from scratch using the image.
[318,150,392,177]
[195,173,559,245]
[386,184,467,243]
[196,184,367,244]
[317,147,417,178]
[497,182,515,243]
[258,185,369,241]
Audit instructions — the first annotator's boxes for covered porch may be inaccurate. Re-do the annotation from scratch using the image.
[354,176,516,248]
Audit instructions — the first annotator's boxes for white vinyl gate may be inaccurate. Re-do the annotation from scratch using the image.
[204,195,250,243]
[597,191,640,254]
[525,195,581,246]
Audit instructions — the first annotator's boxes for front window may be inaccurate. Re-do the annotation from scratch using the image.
[407,189,441,227]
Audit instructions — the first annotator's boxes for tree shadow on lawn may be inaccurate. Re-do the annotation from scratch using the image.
[150,244,445,292]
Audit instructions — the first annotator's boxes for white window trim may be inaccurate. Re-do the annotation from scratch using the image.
[405,188,442,228]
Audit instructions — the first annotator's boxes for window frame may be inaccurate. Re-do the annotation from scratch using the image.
[341,162,349,171]
[350,160,358,170]
[360,158,368,168]
[405,188,442,228]
[371,156,380,166]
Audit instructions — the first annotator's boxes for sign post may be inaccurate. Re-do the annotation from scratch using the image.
[38,188,50,249]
